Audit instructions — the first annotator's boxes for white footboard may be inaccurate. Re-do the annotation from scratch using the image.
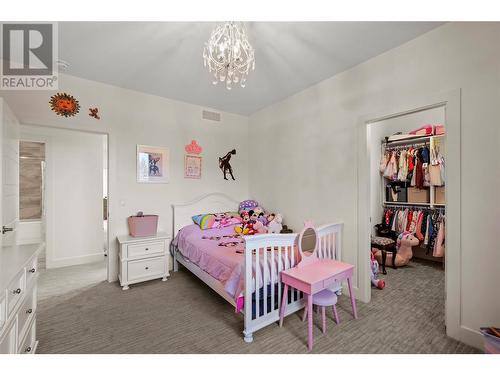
[242,222,343,343]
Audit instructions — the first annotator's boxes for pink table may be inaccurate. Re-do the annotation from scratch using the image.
[279,259,357,351]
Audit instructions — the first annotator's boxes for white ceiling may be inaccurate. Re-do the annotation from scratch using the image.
[59,22,443,115]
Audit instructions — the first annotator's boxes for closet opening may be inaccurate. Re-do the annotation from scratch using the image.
[367,105,447,332]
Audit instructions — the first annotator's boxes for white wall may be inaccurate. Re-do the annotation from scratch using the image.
[20,125,105,268]
[0,72,249,278]
[368,106,445,230]
[249,22,500,348]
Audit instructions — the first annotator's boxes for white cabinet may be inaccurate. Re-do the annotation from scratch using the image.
[0,243,42,354]
[117,232,170,290]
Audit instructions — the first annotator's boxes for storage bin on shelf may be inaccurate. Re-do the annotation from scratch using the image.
[407,187,430,204]
[435,186,445,204]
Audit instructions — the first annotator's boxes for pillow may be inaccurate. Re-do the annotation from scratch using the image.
[192,212,242,230]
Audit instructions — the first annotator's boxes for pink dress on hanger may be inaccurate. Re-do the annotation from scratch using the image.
[433,220,445,257]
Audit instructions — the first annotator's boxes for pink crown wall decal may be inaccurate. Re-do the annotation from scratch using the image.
[185,140,202,155]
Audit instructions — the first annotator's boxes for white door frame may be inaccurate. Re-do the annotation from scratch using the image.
[356,89,467,345]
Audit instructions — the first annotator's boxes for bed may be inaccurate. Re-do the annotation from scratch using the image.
[171,193,343,343]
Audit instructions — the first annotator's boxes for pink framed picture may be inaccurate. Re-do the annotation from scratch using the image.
[184,155,202,179]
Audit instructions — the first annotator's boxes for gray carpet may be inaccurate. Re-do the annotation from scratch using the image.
[36,258,479,354]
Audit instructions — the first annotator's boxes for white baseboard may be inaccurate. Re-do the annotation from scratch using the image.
[17,237,43,245]
[47,252,105,269]
[454,325,484,351]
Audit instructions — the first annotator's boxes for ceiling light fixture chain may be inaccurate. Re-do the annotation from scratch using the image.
[203,21,255,90]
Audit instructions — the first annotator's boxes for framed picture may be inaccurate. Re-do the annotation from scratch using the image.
[184,155,202,179]
[137,144,169,183]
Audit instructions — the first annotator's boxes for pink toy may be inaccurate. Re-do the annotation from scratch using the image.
[279,221,357,351]
[252,220,267,234]
[370,252,385,289]
[374,231,419,267]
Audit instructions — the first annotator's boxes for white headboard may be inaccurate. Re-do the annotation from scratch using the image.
[172,193,240,237]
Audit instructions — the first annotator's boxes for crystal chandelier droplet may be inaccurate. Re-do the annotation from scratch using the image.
[203,22,255,89]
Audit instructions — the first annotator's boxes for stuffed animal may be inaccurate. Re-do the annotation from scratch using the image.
[253,220,267,234]
[235,211,258,235]
[257,212,268,226]
[374,231,419,267]
[235,211,251,235]
[248,209,259,224]
[370,252,385,289]
[239,200,258,214]
[267,213,283,234]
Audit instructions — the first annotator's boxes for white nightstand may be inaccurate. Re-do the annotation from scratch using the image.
[117,232,171,290]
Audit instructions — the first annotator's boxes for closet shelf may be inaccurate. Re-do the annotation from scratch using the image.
[382,134,445,146]
[383,201,443,208]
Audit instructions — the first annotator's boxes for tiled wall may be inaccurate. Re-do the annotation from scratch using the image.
[19,141,45,220]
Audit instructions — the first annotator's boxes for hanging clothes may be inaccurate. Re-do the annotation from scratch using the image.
[424,213,432,246]
[380,150,390,174]
[427,211,440,254]
[433,215,445,257]
[415,211,425,241]
[409,210,420,234]
[406,210,413,232]
[383,151,398,180]
[397,149,408,181]
[415,149,425,189]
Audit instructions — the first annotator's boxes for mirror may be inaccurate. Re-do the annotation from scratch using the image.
[299,227,317,257]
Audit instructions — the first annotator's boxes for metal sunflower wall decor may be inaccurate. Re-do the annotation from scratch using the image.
[49,93,80,117]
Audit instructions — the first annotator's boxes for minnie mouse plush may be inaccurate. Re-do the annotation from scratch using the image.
[235,211,256,235]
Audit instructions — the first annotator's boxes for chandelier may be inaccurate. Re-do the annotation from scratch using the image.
[203,22,255,90]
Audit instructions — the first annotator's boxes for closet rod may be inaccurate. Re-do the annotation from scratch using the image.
[383,204,445,211]
[382,134,432,146]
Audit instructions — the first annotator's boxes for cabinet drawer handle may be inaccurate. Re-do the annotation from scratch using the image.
[145,248,149,251]
[29,268,36,273]
[145,267,149,270]
[26,308,33,314]
[25,346,32,353]
[13,288,21,295]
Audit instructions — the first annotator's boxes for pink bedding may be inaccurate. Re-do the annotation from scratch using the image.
[173,224,296,300]
[173,224,246,299]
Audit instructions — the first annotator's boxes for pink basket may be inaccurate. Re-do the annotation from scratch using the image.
[128,214,158,237]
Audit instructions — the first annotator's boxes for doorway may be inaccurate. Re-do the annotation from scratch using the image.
[367,106,447,331]
[18,125,109,300]
[356,90,464,344]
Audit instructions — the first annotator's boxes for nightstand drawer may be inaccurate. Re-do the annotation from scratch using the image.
[128,256,166,281]
[127,241,165,258]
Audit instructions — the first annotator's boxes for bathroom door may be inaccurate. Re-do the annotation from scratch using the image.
[0,99,20,247]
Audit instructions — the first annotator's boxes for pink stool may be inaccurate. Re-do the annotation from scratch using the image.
[302,289,340,334]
